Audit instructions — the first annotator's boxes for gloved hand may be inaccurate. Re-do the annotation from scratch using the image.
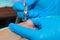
[13,0,37,10]
[8,0,60,40]
[13,0,60,19]
[8,16,60,40]
[13,0,39,19]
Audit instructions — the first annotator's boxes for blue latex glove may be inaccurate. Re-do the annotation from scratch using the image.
[13,0,37,10]
[8,0,60,40]
[13,0,60,19]
[8,16,60,40]
[13,0,38,19]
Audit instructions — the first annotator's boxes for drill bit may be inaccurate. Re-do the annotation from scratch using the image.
[15,16,20,24]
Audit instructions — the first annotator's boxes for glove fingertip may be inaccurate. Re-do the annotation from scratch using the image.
[8,23,15,32]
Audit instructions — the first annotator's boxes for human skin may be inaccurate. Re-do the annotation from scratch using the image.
[19,20,35,29]
[0,28,28,40]
[0,20,34,40]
